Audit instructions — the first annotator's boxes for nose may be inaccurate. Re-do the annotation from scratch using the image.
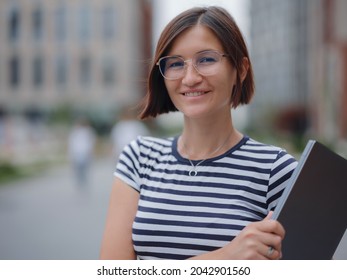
[181,60,202,85]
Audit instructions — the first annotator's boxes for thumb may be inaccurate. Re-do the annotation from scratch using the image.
[264,211,274,220]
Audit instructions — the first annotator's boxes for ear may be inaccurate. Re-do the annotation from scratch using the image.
[239,57,249,83]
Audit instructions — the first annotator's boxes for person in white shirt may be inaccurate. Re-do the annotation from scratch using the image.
[68,118,96,187]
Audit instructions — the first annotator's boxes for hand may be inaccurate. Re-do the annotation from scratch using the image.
[222,212,285,260]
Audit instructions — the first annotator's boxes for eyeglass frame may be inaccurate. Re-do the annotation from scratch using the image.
[156,50,229,80]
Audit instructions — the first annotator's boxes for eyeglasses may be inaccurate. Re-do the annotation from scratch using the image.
[156,50,228,80]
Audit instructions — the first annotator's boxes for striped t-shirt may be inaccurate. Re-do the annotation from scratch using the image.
[115,135,297,260]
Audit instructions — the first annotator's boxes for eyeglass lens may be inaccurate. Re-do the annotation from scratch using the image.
[159,51,224,80]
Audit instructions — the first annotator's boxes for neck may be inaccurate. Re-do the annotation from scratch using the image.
[179,119,242,160]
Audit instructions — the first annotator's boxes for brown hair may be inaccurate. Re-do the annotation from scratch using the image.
[140,6,254,119]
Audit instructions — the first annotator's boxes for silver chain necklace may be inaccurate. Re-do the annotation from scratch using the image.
[181,130,233,176]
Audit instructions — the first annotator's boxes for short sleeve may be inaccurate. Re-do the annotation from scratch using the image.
[114,137,142,192]
[267,150,298,210]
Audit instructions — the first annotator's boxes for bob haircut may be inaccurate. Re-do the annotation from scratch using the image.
[140,6,255,119]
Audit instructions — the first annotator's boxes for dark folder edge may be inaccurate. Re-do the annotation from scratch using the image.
[271,139,316,220]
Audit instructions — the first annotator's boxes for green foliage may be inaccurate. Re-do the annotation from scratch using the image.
[0,160,54,185]
[0,161,24,184]
[47,104,74,124]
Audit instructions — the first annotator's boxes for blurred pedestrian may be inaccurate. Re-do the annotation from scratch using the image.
[100,6,297,260]
[68,117,96,187]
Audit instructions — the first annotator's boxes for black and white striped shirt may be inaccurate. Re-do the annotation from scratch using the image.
[115,135,297,260]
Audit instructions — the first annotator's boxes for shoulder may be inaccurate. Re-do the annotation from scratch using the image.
[123,136,174,157]
[236,137,288,156]
[130,135,173,149]
[243,137,283,151]
[242,137,293,155]
[239,137,297,166]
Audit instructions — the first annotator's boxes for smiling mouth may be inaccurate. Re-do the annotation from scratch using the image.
[183,91,208,97]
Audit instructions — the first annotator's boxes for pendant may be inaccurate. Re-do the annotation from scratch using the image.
[189,169,198,176]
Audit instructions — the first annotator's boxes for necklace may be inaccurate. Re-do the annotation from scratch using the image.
[181,130,234,176]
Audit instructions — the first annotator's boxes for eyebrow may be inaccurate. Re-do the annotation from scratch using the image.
[166,49,222,57]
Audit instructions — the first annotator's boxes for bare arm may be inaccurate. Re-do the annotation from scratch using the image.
[100,178,140,260]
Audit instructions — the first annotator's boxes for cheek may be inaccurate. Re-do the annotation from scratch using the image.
[217,73,235,94]
[215,73,236,105]
[164,80,177,98]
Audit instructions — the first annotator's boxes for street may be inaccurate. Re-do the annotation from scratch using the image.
[0,157,115,260]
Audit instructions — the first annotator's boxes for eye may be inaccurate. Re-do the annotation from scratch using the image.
[196,55,218,65]
[165,58,184,69]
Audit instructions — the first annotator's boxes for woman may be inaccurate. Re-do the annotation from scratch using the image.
[100,6,297,260]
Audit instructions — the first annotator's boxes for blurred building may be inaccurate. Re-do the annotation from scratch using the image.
[308,0,347,144]
[249,0,347,145]
[0,0,152,115]
[249,0,309,137]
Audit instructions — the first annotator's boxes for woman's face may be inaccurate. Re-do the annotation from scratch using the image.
[164,25,238,120]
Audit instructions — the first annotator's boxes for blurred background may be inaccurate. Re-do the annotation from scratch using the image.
[0,0,346,259]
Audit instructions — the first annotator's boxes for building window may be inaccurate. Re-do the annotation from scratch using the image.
[32,6,44,40]
[78,5,91,42]
[56,54,68,87]
[102,57,116,86]
[33,56,44,87]
[80,56,91,86]
[8,56,20,88]
[8,7,20,41]
[54,5,67,42]
[102,5,117,40]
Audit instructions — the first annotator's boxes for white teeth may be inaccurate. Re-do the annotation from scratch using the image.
[184,92,205,97]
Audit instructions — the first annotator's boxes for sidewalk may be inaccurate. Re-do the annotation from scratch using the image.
[0,157,115,260]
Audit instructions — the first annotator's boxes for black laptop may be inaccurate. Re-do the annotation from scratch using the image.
[272,140,347,260]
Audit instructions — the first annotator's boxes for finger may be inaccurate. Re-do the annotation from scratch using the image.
[270,220,285,239]
[265,212,286,238]
[259,232,283,253]
[255,219,286,240]
[262,244,281,260]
